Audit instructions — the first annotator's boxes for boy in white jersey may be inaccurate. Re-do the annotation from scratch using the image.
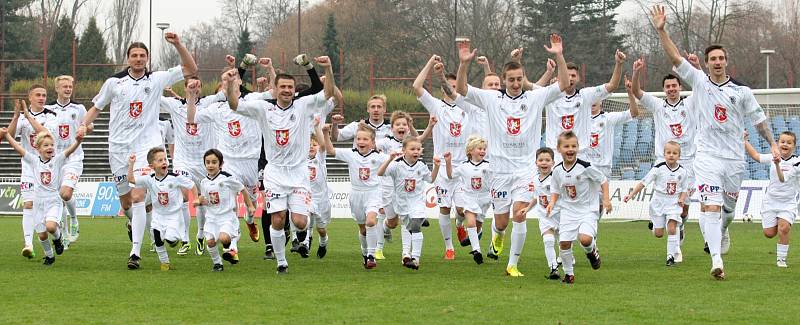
[624,142,690,266]
[544,52,625,163]
[585,77,640,178]
[1,128,84,265]
[79,33,198,270]
[128,148,198,271]
[519,148,562,279]
[456,34,571,277]
[414,55,472,260]
[323,125,387,268]
[378,137,441,270]
[445,135,492,265]
[224,54,335,274]
[307,125,331,258]
[45,75,88,244]
[5,89,58,258]
[548,131,611,284]
[195,149,256,272]
[746,132,799,267]
[652,5,777,279]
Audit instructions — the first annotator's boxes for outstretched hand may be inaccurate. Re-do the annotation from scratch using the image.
[651,5,667,31]
[164,32,181,45]
[543,34,563,55]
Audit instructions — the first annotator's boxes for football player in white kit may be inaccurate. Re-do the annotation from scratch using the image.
[456,34,571,277]
[5,88,58,259]
[45,76,88,246]
[413,54,472,260]
[585,77,641,179]
[1,126,84,265]
[127,148,198,271]
[746,132,799,268]
[548,131,611,284]
[518,147,562,279]
[652,5,778,279]
[223,54,335,274]
[79,32,198,269]
[331,94,392,144]
[624,142,690,266]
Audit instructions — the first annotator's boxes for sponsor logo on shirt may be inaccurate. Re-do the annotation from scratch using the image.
[129,101,143,118]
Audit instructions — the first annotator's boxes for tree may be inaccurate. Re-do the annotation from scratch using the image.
[1,0,40,90]
[236,28,255,83]
[77,17,111,81]
[322,13,340,73]
[107,0,140,64]
[47,15,75,77]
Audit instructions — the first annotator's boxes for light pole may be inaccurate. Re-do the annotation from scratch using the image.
[760,49,775,89]
[156,23,170,70]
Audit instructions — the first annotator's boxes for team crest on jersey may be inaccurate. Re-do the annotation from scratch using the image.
[561,115,575,130]
[157,191,169,206]
[539,195,549,207]
[209,192,220,205]
[471,177,482,190]
[520,104,528,112]
[275,129,290,146]
[58,124,70,139]
[358,167,370,180]
[185,123,198,136]
[227,121,242,137]
[666,181,677,195]
[729,96,737,105]
[565,185,577,199]
[129,101,143,118]
[506,117,521,135]
[40,171,52,185]
[144,86,152,95]
[309,166,317,181]
[670,123,683,137]
[404,179,416,192]
[714,104,728,123]
[590,133,599,148]
[449,122,462,137]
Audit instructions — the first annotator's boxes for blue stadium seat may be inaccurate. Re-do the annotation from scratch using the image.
[754,170,768,180]
[636,169,648,179]
[622,170,636,180]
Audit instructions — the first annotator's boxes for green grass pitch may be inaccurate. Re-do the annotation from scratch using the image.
[0,217,796,323]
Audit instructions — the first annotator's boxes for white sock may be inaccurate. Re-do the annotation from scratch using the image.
[560,246,574,275]
[376,214,386,250]
[467,226,481,252]
[155,245,170,264]
[701,211,723,264]
[209,244,222,264]
[439,213,453,250]
[543,234,557,269]
[667,234,679,257]
[721,209,734,231]
[130,202,147,257]
[507,221,527,267]
[319,234,329,247]
[53,227,62,241]
[40,237,54,257]
[22,208,34,247]
[196,206,206,240]
[230,231,239,252]
[270,227,287,266]
[64,198,77,220]
[181,202,190,242]
[366,225,378,256]
[401,225,411,257]
[359,232,368,256]
[777,244,789,260]
[411,232,424,260]
[581,238,595,254]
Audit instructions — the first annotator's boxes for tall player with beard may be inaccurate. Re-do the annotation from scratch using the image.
[456,34,571,276]
[80,32,197,269]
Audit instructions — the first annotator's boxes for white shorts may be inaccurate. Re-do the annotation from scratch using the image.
[151,211,182,243]
[559,216,597,242]
[380,184,397,219]
[223,158,260,201]
[349,190,381,224]
[263,164,311,216]
[649,195,683,226]
[204,214,240,241]
[650,213,683,229]
[491,171,535,214]
[693,153,746,206]
[34,196,63,233]
[60,160,83,189]
[457,192,491,218]
[762,210,796,228]
[435,177,457,209]
[311,198,332,229]
[20,176,34,203]
[536,210,560,235]
[110,148,154,196]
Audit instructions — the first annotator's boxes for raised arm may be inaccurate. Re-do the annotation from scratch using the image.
[62,130,84,158]
[185,79,201,124]
[314,56,336,100]
[164,32,198,78]
[258,58,277,92]
[456,40,477,97]
[222,69,241,111]
[329,114,344,143]
[321,123,336,157]
[625,75,640,118]
[651,5,683,66]
[631,58,645,99]
[416,116,437,142]
[377,152,401,176]
[476,56,492,76]
[605,50,626,93]
[413,55,441,97]
[5,100,24,141]
[755,121,779,162]
[127,154,137,185]
[534,59,556,87]
[544,34,570,91]
[1,128,26,156]
[443,152,453,180]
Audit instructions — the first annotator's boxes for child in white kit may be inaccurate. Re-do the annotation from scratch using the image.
[624,141,689,266]
[520,147,562,279]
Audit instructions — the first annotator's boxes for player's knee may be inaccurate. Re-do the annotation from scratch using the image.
[778,222,791,235]
[206,239,216,247]
[559,241,572,250]
[763,228,777,238]
[59,187,73,201]
[653,229,664,238]
[46,222,57,233]
[578,235,593,246]
[38,232,48,241]
[386,218,398,229]
[439,207,451,215]
[23,201,33,209]
[318,228,327,236]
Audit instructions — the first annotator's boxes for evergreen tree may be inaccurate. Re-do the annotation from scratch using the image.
[323,13,341,74]
[236,28,255,62]
[1,0,39,89]
[47,16,76,77]
[77,17,112,80]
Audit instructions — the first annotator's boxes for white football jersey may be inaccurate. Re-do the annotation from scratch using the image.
[307,151,329,201]
[551,159,607,219]
[531,171,558,216]
[234,92,326,168]
[464,83,561,172]
[545,84,610,150]
[243,91,274,101]
[45,100,87,164]
[160,97,217,167]
[451,160,492,197]
[384,158,433,216]
[418,90,470,176]
[194,101,262,160]
[135,172,195,216]
[92,66,183,153]
[159,120,174,146]
[200,171,245,218]
[641,162,690,197]
[337,120,392,144]
[764,154,800,211]
[585,110,632,168]
[334,148,387,191]
[455,95,488,139]
[674,59,767,160]
[639,93,697,161]
[376,135,404,154]
[15,108,58,177]
[23,152,67,198]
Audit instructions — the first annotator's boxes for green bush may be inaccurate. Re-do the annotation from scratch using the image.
[9,78,219,105]
[341,87,439,128]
